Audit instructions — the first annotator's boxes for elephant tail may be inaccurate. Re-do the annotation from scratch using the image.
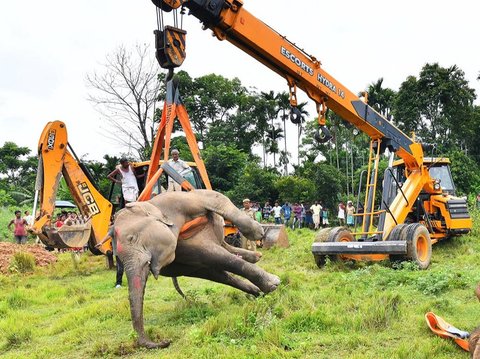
[172,277,186,300]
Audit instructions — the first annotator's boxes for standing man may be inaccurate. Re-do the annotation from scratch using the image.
[272,201,282,224]
[96,221,124,288]
[107,158,142,205]
[240,199,257,250]
[292,203,303,229]
[8,210,28,244]
[346,201,356,227]
[337,201,346,226]
[281,202,292,227]
[23,210,33,227]
[262,201,272,222]
[168,149,190,191]
[310,201,322,230]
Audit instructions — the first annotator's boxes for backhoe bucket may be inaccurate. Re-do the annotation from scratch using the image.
[261,224,289,249]
[42,223,92,249]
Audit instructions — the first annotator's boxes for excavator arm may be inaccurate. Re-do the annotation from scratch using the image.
[31,121,113,254]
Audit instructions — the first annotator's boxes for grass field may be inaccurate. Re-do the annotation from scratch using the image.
[0,212,479,358]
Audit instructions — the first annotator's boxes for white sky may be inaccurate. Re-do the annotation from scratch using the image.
[1,0,479,163]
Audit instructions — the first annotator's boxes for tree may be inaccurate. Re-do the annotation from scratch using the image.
[86,44,161,160]
[393,63,476,152]
[203,144,248,193]
[446,150,480,196]
[0,142,37,191]
[363,78,396,120]
[315,163,348,210]
[274,176,316,203]
[265,124,283,167]
[225,163,280,205]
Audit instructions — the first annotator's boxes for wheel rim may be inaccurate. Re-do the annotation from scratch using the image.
[416,234,429,262]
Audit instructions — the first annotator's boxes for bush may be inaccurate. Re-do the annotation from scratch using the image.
[9,252,36,273]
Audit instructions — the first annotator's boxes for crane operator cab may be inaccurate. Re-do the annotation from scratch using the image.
[391,157,457,196]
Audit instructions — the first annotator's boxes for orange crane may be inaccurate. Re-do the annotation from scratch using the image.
[149,0,472,269]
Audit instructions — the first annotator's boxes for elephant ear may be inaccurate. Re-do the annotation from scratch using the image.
[126,202,173,226]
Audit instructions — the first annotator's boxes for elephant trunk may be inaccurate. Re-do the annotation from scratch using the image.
[126,261,171,349]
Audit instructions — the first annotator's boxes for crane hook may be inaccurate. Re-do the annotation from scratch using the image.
[290,107,303,124]
[314,126,332,144]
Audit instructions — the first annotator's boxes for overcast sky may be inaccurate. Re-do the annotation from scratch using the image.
[1,0,479,163]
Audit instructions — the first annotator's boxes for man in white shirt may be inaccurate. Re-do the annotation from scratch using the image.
[107,158,142,204]
[168,149,190,191]
[310,201,322,230]
[271,201,282,224]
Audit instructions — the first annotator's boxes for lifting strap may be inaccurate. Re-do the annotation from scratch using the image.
[425,312,470,351]
[179,216,209,240]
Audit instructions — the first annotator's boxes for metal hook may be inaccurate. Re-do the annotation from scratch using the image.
[290,107,302,124]
[314,126,332,143]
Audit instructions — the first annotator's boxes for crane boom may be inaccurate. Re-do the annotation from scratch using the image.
[152,0,421,169]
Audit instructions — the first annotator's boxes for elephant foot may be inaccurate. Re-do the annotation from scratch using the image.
[240,251,262,263]
[258,274,281,294]
[138,338,171,349]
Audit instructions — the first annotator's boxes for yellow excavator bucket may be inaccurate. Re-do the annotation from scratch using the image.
[261,224,289,249]
[42,223,92,249]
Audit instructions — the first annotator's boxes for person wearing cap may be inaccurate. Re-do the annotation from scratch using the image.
[168,149,190,191]
[240,198,257,250]
[346,200,356,227]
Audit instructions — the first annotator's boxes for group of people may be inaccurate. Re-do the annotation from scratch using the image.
[239,199,359,230]
[53,211,91,228]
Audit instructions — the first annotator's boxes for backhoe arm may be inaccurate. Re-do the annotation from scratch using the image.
[32,121,113,253]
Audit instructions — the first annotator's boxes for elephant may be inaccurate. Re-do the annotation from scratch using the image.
[113,190,281,349]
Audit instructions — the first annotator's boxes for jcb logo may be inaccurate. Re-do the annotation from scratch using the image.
[47,129,56,150]
[78,182,100,216]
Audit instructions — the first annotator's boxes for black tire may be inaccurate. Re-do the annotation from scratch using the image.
[313,228,333,268]
[313,227,353,268]
[387,224,409,264]
[403,223,431,270]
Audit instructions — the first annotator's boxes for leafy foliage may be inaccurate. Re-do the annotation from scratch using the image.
[274,176,316,203]
[203,145,248,193]
[226,163,279,205]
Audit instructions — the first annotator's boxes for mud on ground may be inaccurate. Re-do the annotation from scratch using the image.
[0,242,57,274]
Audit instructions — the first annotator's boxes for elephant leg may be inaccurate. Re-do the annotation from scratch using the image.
[222,242,262,263]
[126,261,170,349]
[181,244,280,294]
[184,268,262,296]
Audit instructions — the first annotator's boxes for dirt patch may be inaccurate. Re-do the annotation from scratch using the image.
[0,242,57,274]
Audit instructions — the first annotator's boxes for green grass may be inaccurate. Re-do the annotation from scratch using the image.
[0,211,479,358]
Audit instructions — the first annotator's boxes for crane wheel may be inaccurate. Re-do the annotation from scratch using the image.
[313,227,353,268]
[387,224,409,265]
[313,227,333,267]
[404,223,432,270]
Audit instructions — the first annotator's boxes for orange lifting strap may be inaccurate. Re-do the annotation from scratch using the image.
[138,78,212,202]
[425,312,470,351]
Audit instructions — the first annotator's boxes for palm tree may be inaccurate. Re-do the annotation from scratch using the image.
[293,102,309,165]
[265,125,284,167]
[363,78,395,120]
[260,91,282,167]
[275,92,291,175]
